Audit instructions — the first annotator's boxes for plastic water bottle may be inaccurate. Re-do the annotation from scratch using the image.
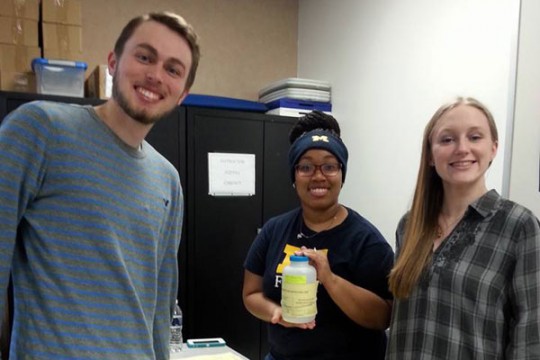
[281,255,318,323]
[170,300,183,352]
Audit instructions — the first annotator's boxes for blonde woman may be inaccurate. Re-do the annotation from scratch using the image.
[386,97,540,359]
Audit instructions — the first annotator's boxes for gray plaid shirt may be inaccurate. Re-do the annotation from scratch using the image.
[386,190,540,359]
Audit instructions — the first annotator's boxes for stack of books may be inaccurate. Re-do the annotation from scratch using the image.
[258,78,332,117]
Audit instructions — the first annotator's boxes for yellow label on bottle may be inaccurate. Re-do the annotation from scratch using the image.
[284,274,307,284]
[281,282,318,318]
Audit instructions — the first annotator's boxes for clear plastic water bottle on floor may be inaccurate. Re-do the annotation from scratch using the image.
[170,299,183,352]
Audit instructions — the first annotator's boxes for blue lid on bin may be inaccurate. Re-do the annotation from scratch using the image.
[183,94,267,112]
[32,58,88,71]
[290,255,309,262]
[266,98,332,112]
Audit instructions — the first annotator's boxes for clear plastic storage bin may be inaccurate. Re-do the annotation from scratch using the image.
[32,58,87,97]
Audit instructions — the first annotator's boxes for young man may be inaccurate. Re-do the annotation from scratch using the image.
[0,12,200,359]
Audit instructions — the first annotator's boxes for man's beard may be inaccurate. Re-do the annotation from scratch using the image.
[112,75,175,125]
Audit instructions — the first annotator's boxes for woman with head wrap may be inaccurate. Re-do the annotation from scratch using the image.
[243,111,394,360]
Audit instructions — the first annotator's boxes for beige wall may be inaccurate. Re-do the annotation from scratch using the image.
[82,0,298,101]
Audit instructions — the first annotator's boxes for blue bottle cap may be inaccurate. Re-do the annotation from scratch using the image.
[290,255,309,262]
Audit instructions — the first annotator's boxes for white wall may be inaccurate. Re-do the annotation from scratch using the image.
[298,0,520,245]
[509,0,540,217]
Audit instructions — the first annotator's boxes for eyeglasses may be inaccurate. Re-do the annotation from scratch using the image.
[295,163,342,177]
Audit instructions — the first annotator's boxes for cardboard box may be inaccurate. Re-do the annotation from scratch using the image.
[42,22,83,60]
[42,0,81,26]
[0,70,35,92]
[0,16,38,46]
[85,64,112,99]
[0,0,39,20]
[43,48,84,62]
[0,44,40,71]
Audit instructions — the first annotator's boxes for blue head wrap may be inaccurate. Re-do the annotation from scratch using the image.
[288,129,349,183]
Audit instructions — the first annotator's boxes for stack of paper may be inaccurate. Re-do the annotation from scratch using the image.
[258,77,332,117]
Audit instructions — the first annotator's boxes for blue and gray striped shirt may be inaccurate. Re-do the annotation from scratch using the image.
[0,101,183,359]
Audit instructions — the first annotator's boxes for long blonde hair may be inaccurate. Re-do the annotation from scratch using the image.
[388,97,499,299]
